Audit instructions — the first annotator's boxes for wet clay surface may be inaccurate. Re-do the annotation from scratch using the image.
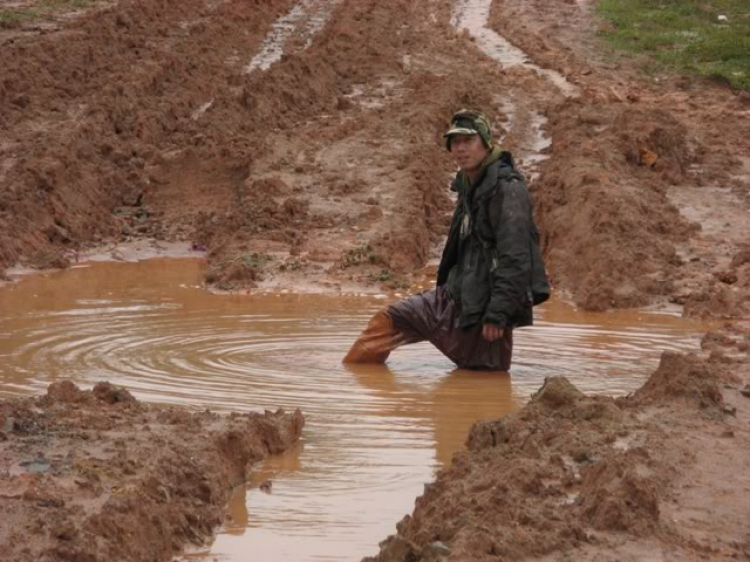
[0,259,709,560]
[2,0,750,560]
[4,0,747,312]
[0,381,304,562]
[368,347,750,562]
[363,0,750,557]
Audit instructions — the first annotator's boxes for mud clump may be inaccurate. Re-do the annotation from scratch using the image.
[205,260,263,291]
[530,376,585,408]
[634,351,724,410]
[366,345,750,562]
[92,381,137,404]
[0,381,304,562]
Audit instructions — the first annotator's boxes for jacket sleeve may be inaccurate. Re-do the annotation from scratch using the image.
[483,177,532,327]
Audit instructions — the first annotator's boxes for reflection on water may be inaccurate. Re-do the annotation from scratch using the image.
[0,260,708,561]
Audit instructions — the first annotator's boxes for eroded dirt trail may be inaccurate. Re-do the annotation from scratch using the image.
[1,0,748,309]
[1,0,577,296]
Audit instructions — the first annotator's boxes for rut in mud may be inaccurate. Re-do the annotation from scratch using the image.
[2,0,749,312]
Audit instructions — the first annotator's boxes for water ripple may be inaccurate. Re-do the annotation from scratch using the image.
[0,260,708,561]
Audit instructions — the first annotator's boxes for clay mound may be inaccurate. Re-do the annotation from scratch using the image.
[634,351,724,409]
[42,380,136,406]
[45,380,95,404]
[368,377,669,562]
[530,376,585,409]
[466,418,509,451]
[0,383,304,562]
[92,381,136,404]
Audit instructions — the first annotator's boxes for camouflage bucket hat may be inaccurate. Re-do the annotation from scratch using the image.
[444,109,493,151]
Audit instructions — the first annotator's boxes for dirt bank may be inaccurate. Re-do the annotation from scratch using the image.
[489,0,750,312]
[2,0,750,558]
[0,381,304,562]
[366,324,750,561]
[2,0,748,310]
[361,1,750,559]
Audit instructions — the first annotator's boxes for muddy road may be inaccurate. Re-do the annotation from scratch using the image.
[2,0,749,313]
[1,0,750,560]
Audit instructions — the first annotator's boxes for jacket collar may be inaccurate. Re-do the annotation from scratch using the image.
[472,159,500,201]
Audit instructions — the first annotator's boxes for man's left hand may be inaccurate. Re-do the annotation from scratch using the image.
[482,323,504,341]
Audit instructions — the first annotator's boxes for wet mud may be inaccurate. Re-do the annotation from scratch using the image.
[0,381,304,562]
[1,0,750,560]
[2,0,747,312]
[368,345,750,562]
[0,259,709,560]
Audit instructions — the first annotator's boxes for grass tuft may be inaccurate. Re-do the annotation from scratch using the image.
[0,0,100,27]
[597,0,750,89]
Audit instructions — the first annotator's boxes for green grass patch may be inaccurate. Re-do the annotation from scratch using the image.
[0,9,39,24]
[597,0,750,89]
[0,0,99,26]
[41,0,98,9]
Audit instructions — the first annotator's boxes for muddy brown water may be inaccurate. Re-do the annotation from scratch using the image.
[0,259,708,561]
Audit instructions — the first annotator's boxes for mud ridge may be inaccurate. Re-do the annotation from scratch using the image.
[0,381,304,562]
[366,329,750,561]
[489,0,750,313]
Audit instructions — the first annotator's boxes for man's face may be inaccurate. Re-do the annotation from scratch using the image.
[449,134,489,174]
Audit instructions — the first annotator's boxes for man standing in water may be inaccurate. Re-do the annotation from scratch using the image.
[343,109,549,371]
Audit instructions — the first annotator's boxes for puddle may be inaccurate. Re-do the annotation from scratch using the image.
[245,0,341,74]
[344,79,406,110]
[19,458,51,474]
[191,99,214,121]
[494,97,552,181]
[451,0,579,97]
[0,259,708,561]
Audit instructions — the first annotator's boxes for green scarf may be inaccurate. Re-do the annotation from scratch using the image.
[460,145,504,193]
[458,145,503,240]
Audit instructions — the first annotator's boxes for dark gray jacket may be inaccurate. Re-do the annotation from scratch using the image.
[437,152,550,329]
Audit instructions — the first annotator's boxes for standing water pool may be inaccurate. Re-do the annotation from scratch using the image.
[0,259,708,561]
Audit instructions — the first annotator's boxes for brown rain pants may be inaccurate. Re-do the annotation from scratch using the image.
[343,287,513,371]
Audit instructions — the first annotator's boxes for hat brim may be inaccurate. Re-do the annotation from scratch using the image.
[443,127,478,138]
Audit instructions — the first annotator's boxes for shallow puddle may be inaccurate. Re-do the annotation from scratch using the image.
[245,0,341,74]
[0,259,708,561]
[451,0,579,97]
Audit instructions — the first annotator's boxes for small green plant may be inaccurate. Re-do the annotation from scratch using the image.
[41,0,98,10]
[368,270,391,283]
[0,9,38,23]
[279,260,302,272]
[0,0,100,25]
[341,244,377,268]
[598,0,750,89]
[239,252,272,269]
